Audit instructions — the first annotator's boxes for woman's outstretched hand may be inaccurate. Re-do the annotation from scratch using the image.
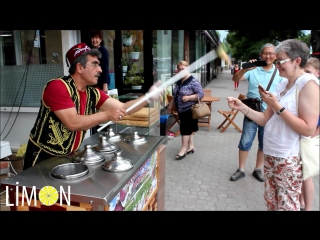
[227,97,243,110]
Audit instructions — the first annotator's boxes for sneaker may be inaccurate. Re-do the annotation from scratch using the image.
[252,169,265,182]
[230,169,245,181]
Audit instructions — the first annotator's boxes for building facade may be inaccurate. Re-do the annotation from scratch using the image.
[0,30,222,149]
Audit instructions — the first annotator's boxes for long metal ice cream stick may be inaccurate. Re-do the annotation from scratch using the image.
[127,49,218,112]
[98,49,219,132]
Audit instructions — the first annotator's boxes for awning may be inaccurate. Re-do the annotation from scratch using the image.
[203,30,220,47]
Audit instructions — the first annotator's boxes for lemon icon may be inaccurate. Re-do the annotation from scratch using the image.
[38,186,59,206]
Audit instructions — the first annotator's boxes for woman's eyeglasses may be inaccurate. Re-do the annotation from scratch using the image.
[274,59,291,66]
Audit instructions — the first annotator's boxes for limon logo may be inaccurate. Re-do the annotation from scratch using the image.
[38,186,59,206]
[5,182,71,207]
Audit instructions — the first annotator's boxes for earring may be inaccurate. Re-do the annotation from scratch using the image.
[294,66,297,69]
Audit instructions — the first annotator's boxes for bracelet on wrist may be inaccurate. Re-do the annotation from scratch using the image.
[245,107,250,116]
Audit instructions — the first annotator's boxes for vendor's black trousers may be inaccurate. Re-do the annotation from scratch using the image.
[23,140,54,171]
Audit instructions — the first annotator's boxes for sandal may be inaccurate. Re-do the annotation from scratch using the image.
[186,148,195,154]
[175,153,186,160]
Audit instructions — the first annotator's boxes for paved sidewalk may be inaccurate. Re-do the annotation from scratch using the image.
[164,70,319,211]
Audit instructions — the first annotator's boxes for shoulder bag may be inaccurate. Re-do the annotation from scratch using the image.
[241,67,277,113]
[191,95,211,119]
[296,86,320,180]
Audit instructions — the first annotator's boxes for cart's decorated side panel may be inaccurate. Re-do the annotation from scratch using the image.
[109,150,158,211]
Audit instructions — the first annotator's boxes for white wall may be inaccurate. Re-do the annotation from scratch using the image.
[0,109,38,150]
[61,30,80,76]
[221,58,226,67]
[0,30,90,151]
[0,108,90,151]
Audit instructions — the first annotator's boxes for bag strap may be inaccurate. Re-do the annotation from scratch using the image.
[296,86,299,115]
[296,86,302,155]
[265,66,277,91]
[197,95,200,103]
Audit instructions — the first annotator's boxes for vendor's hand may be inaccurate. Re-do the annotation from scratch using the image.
[227,96,245,111]
[105,108,127,121]
[147,80,165,101]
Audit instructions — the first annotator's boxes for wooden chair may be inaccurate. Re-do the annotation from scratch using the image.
[217,93,246,133]
[166,95,180,136]
[198,89,212,131]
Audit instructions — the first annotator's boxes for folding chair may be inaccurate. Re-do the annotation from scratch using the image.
[166,95,180,136]
[217,93,246,133]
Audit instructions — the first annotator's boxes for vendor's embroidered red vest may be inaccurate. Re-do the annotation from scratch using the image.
[29,76,100,155]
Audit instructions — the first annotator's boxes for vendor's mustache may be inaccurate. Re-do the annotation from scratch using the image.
[95,74,100,77]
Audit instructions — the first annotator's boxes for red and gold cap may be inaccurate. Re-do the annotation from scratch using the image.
[65,43,91,67]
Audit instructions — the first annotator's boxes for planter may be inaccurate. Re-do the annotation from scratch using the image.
[130,52,140,60]
[122,35,133,46]
[131,85,142,89]
[122,66,128,73]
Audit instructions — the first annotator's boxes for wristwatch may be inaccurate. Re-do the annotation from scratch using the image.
[276,107,285,115]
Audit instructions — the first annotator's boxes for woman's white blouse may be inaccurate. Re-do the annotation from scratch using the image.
[263,73,319,157]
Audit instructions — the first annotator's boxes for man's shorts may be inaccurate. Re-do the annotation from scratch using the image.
[238,116,264,151]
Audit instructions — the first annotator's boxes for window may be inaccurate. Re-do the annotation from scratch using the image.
[0,30,64,107]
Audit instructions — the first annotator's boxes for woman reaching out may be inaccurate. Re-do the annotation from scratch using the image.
[227,39,319,211]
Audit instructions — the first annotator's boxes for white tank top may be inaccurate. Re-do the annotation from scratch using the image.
[263,73,319,157]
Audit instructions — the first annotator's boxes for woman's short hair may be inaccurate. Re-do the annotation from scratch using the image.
[90,30,105,46]
[275,39,310,68]
[177,60,189,68]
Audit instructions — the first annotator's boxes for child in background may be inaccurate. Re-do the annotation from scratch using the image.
[233,63,240,90]
[300,57,320,211]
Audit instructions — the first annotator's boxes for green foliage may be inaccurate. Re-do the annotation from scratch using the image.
[298,33,311,47]
[225,30,305,61]
[131,63,137,72]
[121,58,128,66]
[133,44,140,52]
[123,76,144,87]
[220,42,227,52]
[124,63,144,86]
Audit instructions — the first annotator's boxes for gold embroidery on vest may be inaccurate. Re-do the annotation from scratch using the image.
[48,117,71,149]
[30,76,99,155]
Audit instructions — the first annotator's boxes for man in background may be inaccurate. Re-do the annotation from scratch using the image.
[230,43,283,182]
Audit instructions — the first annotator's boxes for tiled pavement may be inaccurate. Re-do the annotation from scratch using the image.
[163,70,319,211]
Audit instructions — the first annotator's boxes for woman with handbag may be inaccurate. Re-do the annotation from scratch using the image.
[299,57,320,211]
[227,39,319,211]
[167,60,204,160]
